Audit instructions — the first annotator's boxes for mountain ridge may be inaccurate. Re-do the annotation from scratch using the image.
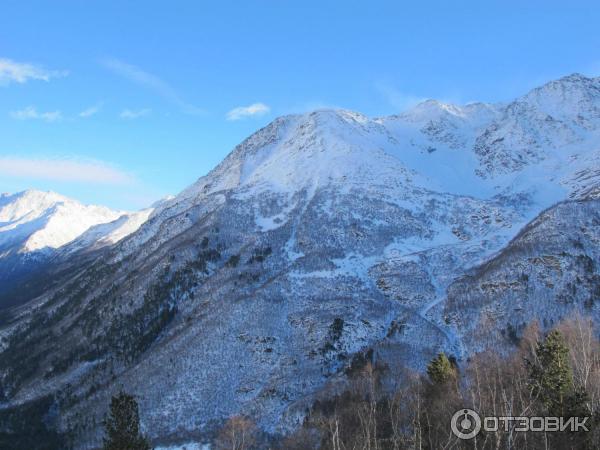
[0,189,124,254]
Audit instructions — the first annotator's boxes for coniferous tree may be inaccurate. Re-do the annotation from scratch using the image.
[102,392,151,450]
[426,352,456,385]
[529,330,574,416]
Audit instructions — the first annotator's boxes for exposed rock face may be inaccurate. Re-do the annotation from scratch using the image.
[1,74,600,448]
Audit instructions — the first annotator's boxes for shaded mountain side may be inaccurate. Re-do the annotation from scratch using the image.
[0,257,63,312]
[0,395,64,450]
[0,191,152,311]
[0,253,51,311]
[0,247,109,319]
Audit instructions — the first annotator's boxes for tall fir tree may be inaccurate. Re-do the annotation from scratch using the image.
[102,392,151,450]
[426,352,456,385]
[529,330,575,416]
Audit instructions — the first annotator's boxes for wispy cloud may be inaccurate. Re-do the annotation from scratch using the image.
[119,108,151,119]
[10,106,62,122]
[375,82,425,112]
[79,103,102,118]
[285,100,343,114]
[0,58,67,86]
[0,156,135,185]
[226,102,270,121]
[101,58,202,114]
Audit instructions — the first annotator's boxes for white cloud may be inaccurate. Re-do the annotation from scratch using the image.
[10,106,62,122]
[0,58,67,86]
[284,100,342,114]
[79,103,102,118]
[119,108,151,119]
[101,58,202,114]
[0,156,135,185]
[375,82,425,112]
[226,102,270,121]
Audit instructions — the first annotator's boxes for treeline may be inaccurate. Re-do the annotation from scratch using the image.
[103,314,600,450]
[276,314,600,450]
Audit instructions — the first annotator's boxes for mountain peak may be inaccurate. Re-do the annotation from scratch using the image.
[523,72,599,99]
[403,99,464,118]
[306,108,369,123]
[556,72,591,83]
[508,72,600,127]
[396,99,501,125]
[2,188,62,202]
[0,190,125,253]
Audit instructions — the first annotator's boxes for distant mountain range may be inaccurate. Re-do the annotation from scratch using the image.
[0,190,154,309]
[1,73,599,449]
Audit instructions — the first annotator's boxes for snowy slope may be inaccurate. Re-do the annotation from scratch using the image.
[59,207,154,255]
[0,190,123,255]
[444,199,600,353]
[135,73,599,264]
[0,190,162,259]
[169,73,599,219]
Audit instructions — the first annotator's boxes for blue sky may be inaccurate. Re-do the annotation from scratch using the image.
[1,0,599,210]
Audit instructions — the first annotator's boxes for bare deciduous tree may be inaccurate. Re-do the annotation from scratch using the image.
[215,415,257,450]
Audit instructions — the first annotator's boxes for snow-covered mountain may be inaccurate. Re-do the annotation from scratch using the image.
[58,207,154,256]
[1,74,600,449]
[0,190,153,309]
[0,190,122,255]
